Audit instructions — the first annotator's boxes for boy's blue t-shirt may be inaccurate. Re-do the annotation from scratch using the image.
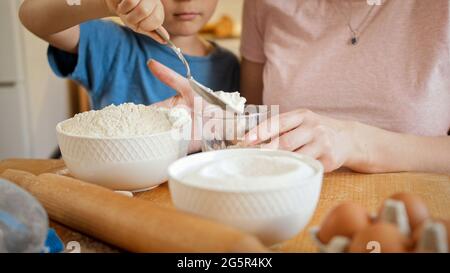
[48,20,240,110]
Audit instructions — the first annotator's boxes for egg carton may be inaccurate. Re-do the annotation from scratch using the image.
[310,199,448,253]
[414,220,448,253]
[309,226,350,253]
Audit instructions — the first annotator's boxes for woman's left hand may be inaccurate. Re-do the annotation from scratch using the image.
[243,109,360,172]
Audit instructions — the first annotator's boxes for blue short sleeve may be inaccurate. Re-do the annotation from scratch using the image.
[48,20,132,97]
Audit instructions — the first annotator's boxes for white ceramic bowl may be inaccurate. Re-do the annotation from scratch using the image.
[168,149,324,245]
[56,121,190,192]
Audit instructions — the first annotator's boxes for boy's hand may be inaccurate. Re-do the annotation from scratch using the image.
[105,0,169,43]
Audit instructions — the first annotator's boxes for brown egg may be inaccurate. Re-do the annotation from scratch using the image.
[348,223,410,253]
[317,202,371,244]
[379,193,430,231]
[412,219,450,251]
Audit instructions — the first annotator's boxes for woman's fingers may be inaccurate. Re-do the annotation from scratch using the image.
[147,59,193,101]
[261,125,314,151]
[298,144,335,173]
[295,140,323,160]
[244,109,314,145]
[242,107,351,172]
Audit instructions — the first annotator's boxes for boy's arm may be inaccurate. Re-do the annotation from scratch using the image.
[19,0,168,54]
[19,0,112,53]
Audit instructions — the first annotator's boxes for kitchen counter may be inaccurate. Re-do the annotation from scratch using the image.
[1,159,449,253]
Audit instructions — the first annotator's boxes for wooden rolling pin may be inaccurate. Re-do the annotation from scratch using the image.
[1,169,268,253]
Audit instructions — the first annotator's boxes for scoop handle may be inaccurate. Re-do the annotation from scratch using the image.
[154,28,192,78]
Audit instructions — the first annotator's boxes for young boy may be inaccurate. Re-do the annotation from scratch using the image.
[19,0,240,110]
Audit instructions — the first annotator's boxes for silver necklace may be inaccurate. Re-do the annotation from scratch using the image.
[335,1,376,45]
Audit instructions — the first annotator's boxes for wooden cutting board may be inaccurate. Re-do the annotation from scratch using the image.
[1,159,449,252]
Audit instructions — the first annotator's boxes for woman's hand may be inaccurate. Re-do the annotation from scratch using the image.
[243,108,450,174]
[105,0,169,43]
[147,60,202,152]
[147,61,450,174]
[147,60,196,108]
[147,60,360,164]
[243,109,360,172]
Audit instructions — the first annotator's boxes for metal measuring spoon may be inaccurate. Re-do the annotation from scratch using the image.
[154,28,243,114]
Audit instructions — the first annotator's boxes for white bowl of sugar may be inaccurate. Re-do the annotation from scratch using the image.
[168,149,324,246]
[56,103,191,192]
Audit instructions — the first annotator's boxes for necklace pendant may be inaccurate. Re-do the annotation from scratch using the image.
[351,36,358,45]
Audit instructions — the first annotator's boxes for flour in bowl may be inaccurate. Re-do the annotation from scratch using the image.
[182,154,316,191]
[59,103,190,138]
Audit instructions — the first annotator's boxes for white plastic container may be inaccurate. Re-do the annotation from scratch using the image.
[0,178,48,253]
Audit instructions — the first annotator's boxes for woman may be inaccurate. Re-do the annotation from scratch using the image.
[148,0,450,174]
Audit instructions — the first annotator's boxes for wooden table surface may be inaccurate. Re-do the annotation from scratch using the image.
[1,159,449,253]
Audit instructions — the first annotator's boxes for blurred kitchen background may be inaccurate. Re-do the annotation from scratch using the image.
[0,0,243,160]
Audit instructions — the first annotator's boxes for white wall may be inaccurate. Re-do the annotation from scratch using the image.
[0,0,71,159]
[21,28,71,158]
[0,84,31,158]
[212,0,244,26]
[210,0,244,57]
